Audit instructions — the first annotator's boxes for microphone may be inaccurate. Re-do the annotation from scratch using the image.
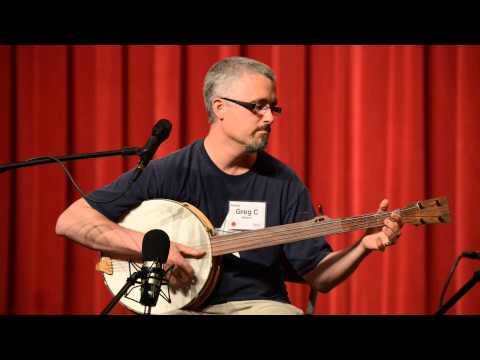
[140,229,171,308]
[462,251,480,259]
[132,119,172,182]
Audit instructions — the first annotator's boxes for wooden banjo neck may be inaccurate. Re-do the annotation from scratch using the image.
[210,196,450,256]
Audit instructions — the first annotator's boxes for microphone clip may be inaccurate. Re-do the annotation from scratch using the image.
[130,119,172,183]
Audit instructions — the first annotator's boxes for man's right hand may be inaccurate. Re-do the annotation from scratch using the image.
[166,242,206,291]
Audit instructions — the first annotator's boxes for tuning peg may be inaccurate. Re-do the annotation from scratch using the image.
[314,204,326,223]
[317,204,324,216]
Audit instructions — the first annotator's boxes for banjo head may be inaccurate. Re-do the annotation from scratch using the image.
[102,199,215,315]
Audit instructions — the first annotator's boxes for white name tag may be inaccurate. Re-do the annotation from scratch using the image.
[218,201,267,258]
[224,201,266,231]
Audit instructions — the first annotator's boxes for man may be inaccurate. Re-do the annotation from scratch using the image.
[55,56,402,315]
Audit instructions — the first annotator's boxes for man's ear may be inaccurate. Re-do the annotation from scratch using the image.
[212,98,225,121]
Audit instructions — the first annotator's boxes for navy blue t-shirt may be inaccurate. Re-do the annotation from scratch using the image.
[86,139,332,306]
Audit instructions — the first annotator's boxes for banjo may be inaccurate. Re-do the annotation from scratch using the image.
[95,196,450,314]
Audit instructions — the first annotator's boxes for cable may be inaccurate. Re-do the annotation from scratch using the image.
[29,155,136,205]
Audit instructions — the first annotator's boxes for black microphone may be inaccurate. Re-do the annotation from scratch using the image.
[132,119,172,182]
[140,229,170,308]
[462,251,480,259]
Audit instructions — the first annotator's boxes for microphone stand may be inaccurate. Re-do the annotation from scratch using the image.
[0,147,141,173]
[435,270,480,315]
[101,270,145,315]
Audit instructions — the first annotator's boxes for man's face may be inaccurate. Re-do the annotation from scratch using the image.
[216,72,278,152]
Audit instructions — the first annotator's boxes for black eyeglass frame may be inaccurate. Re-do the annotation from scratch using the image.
[220,97,282,115]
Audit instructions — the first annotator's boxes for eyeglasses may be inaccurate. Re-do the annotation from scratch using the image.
[220,97,282,116]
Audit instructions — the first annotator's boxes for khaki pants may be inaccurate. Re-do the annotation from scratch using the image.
[162,299,304,315]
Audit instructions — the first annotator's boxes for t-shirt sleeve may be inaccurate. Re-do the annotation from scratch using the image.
[84,163,161,222]
[282,187,332,276]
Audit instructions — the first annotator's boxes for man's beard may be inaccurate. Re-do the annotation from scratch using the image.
[245,130,269,153]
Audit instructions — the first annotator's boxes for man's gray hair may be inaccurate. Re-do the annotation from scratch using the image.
[203,56,276,123]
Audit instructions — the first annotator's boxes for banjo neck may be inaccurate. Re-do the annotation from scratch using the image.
[210,197,450,256]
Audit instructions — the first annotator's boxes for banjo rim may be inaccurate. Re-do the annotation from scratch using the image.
[99,199,223,314]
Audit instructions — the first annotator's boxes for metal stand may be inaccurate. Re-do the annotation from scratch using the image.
[435,270,480,315]
[101,270,144,315]
[0,147,140,173]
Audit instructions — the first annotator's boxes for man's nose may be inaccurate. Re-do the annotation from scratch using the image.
[261,108,275,124]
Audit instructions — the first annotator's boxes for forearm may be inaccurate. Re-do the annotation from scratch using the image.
[304,238,371,293]
[55,198,142,256]
[304,200,403,293]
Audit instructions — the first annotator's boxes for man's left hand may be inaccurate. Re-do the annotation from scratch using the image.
[361,199,403,252]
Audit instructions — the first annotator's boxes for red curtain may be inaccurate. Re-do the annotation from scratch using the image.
[1,45,479,315]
